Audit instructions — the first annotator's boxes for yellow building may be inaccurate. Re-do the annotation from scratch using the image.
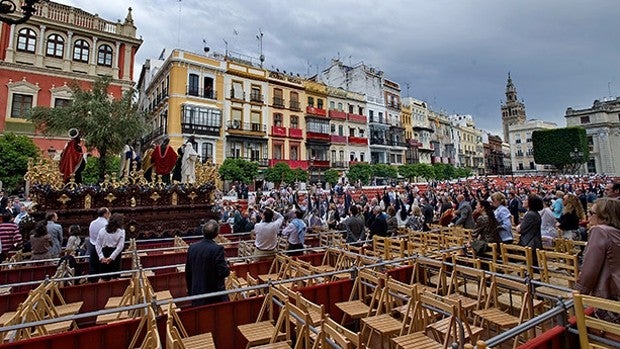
[138,49,226,163]
[267,71,306,169]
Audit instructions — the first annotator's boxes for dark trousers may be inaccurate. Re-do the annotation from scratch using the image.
[87,242,100,283]
[99,246,121,281]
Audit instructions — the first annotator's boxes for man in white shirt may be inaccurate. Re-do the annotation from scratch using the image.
[253,208,284,260]
[87,207,110,282]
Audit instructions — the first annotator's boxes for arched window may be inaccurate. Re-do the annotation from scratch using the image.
[73,39,90,62]
[46,34,64,57]
[97,44,113,66]
[17,28,36,52]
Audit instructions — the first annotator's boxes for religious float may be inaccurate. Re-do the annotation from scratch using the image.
[23,156,221,239]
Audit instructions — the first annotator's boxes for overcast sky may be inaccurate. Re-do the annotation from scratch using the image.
[56,0,620,136]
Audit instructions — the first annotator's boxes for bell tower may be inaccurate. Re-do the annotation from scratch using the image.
[501,72,526,142]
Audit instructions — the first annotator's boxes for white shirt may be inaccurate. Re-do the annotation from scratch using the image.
[253,212,284,251]
[95,227,125,260]
[89,217,108,243]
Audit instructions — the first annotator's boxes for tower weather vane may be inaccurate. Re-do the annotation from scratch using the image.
[0,0,47,24]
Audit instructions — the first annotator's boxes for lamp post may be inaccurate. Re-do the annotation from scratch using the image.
[0,0,46,25]
[569,147,584,175]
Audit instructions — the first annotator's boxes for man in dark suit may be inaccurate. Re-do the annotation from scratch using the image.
[453,194,475,229]
[368,206,388,238]
[508,192,522,225]
[185,220,230,306]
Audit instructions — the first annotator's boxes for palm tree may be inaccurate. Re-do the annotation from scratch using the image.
[29,76,147,182]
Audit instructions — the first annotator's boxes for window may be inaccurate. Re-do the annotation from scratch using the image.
[17,28,36,52]
[290,91,299,110]
[231,81,243,99]
[204,77,214,99]
[338,125,343,136]
[182,105,222,127]
[250,85,262,102]
[337,102,343,111]
[97,44,113,66]
[529,161,535,170]
[10,94,33,118]
[290,145,299,160]
[349,127,355,137]
[317,98,324,109]
[331,150,336,162]
[330,124,336,133]
[360,152,365,162]
[349,104,354,113]
[329,101,335,110]
[46,34,64,57]
[250,111,261,131]
[188,74,199,96]
[580,116,590,124]
[273,88,283,107]
[73,39,90,62]
[369,110,374,121]
[273,143,283,160]
[273,113,283,127]
[201,143,214,163]
[350,152,356,161]
[307,96,314,107]
[290,115,298,129]
[339,150,344,161]
[231,108,242,128]
[54,98,72,109]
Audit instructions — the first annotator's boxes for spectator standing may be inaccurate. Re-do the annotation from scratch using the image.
[88,207,110,282]
[340,205,365,244]
[368,206,388,238]
[516,195,543,266]
[281,210,306,256]
[95,213,126,281]
[0,211,21,261]
[29,221,52,262]
[46,212,63,258]
[508,192,523,225]
[540,199,558,245]
[557,194,585,240]
[551,190,565,219]
[575,198,620,316]
[66,225,85,256]
[253,208,284,259]
[185,220,230,306]
[470,200,501,256]
[491,192,513,244]
[454,194,475,229]
[13,204,28,225]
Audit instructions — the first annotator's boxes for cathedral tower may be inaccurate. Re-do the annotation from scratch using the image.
[501,73,527,142]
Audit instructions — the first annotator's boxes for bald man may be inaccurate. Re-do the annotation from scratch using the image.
[454,194,475,229]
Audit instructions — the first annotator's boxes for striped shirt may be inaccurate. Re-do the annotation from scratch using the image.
[0,222,21,254]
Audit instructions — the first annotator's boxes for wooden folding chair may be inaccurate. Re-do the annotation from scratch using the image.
[133,305,161,349]
[410,257,447,295]
[500,243,535,278]
[445,264,488,314]
[312,315,358,349]
[166,303,215,349]
[473,274,535,348]
[237,285,289,349]
[573,292,620,349]
[535,250,579,299]
[362,279,417,349]
[424,292,483,346]
[391,292,461,349]
[335,268,387,326]
[258,254,291,284]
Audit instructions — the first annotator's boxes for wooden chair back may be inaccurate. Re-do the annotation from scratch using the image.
[573,292,620,349]
[536,250,579,288]
[500,243,534,277]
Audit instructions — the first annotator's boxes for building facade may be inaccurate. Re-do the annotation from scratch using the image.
[0,2,141,152]
[565,98,620,175]
[508,119,557,174]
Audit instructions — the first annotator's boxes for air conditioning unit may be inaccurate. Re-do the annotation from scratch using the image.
[232,120,240,129]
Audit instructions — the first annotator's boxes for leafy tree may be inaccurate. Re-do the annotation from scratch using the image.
[415,163,435,181]
[533,127,589,174]
[398,164,419,181]
[0,133,40,193]
[218,158,258,184]
[323,169,340,187]
[432,163,455,180]
[454,167,473,179]
[371,164,398,179]
[347,163,373,185]
[263,162,293,187]
[28,76,147,182]
[82,156,121,185]
[292,168,308,183]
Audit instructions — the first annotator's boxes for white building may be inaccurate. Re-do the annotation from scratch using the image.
[508,119,557,174]
[565,98,620,175]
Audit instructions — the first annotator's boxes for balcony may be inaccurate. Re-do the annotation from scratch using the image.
[306,132,331,142]
[349,160,368,166]
[331,161,348,169]
[181,123,220,137]
[347,113,367,123]
[306,106,327,117]
[289,128,303,138]
[329,110,347,120]
[271,125,287,137]
[268,159,308,170]
[390,140,407,147]
[228,155,269,167]
[229,89,245,101]
[289,100,301,111]
[309,160,330,169]
[330,135,347,144]
[370,137,388,146]
[250,92,264,104]
[348,136,368,145]
[187,86,217,100]
[387,102,401,110]
[226,121,267,134]
[273,97,285,108]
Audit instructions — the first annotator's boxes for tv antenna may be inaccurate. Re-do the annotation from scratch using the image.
[256,29,264,67]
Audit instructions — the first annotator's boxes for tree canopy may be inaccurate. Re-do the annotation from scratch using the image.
[218,158,259,184]
[322,169,340,187]
[347,163,373,185]
[532,127,589,174]
[0,133,40,193]
[28,76,147,182]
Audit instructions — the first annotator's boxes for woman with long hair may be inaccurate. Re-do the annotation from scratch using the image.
[557,193,585,240]
[29,221,52,262]
[516,195,544,266]
[95,213,126,281]
[470,200,501,256]
[575,198,620,321]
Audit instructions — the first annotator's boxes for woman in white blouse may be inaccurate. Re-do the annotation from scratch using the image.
[95,213,126,281]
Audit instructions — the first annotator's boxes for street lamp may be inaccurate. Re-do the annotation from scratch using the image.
[569,147,584,174]
[0,0,46,25]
